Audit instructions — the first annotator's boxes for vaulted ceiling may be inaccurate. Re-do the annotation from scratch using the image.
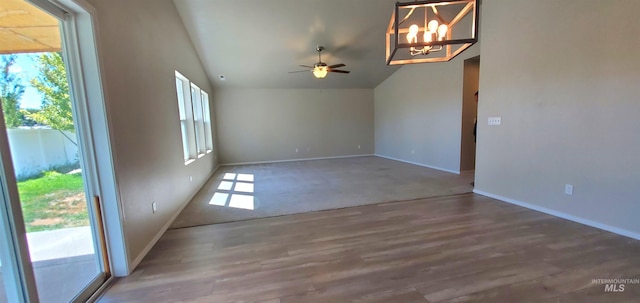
[174,0,402,89]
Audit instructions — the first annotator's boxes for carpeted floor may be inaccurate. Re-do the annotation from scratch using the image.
[170,156,474,229]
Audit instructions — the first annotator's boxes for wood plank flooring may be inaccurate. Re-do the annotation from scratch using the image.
[99,193,640,302]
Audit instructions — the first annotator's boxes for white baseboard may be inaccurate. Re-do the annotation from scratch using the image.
[374,154,460,174]
[473,189,640,241]
[222,154,375,166]
[129,166,220,273]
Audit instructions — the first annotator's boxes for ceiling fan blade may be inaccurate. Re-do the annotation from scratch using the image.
[299,65,314,68]
[328,69,350,74]
[288,70,311,73]
[328,63,345,69]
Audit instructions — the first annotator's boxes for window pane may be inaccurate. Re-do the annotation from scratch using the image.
[180,121,188,161]
[175,78,186,120]
[201,91,213,151]
[190,85,205,154]
[176,72,196,162]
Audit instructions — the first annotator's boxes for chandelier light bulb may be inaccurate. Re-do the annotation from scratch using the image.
[437,24,448,40]
[428,20,439,33]
[407,24,419,43]
[424,31,433,43]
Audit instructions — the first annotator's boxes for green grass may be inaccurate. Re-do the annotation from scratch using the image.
[17,171,88,233]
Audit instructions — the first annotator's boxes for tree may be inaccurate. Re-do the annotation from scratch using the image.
[19,108,40,127]
[0,55,25,128]
[29,52,74,131]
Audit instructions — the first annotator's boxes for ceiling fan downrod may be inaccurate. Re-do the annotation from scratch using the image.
[316,46,325,64]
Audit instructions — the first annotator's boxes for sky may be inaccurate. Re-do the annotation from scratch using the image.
[3,53,46,109]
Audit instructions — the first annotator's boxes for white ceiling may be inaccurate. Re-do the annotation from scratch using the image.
[174,0,402,89]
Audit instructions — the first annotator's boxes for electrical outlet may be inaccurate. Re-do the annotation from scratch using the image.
[564,184,574,195]
[152,201,157,213]
[357,145,361,150]
[189,176,192,182]
[295,148,299,153]
[411,149,415,155]
[488,117,502,125]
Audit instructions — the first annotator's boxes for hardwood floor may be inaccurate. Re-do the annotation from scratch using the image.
[99,193,640,302]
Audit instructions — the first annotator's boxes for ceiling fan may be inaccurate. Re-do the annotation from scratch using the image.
[289,46,350,79]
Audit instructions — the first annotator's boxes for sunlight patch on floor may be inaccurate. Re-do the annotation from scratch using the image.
[217,181,233,190]
[234,182,254,193]
[229,194,254,210]
[209,173,255,210]
[208,192,229,206]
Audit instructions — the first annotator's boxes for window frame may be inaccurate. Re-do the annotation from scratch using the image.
[174,71,214,163]
[201,90,213,153]
[190,83,206,157]
[175,71,197,164]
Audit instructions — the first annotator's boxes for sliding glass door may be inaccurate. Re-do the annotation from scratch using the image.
[0,0,110,301]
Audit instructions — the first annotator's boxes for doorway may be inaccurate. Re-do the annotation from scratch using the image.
[0,0,115,301]
[460,56,480,173]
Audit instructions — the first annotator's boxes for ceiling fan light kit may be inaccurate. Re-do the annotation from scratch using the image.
[386,0,478,65]
[289,46,351,79]
[312,65,329,79]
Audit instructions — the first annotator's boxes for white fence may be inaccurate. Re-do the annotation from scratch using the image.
[7,128,79,179]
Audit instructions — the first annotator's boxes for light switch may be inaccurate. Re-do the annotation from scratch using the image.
[488,117,502,125]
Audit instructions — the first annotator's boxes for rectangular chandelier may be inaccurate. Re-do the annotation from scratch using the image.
[386,0,478,65]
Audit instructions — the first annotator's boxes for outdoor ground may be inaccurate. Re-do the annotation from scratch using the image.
[17,170,87,232]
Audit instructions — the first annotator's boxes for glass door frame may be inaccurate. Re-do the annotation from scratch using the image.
[0,125,38,302]
[57,1,110,300]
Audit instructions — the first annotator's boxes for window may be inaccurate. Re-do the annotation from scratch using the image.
[190,84,206,156]
[175,71,213,163]
[201,91,213,152]
[175,71,197,162]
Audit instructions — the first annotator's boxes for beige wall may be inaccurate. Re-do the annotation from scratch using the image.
[476,0,640,237]
[214,89,374,164]
[374,44,480,173]
[460,58,479,171]
[84,0,217,268]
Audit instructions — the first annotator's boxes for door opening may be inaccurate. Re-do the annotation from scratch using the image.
[460,56,480,175]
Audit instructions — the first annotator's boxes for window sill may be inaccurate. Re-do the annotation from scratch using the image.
[184,159,196,166]
[197,153,206,159]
